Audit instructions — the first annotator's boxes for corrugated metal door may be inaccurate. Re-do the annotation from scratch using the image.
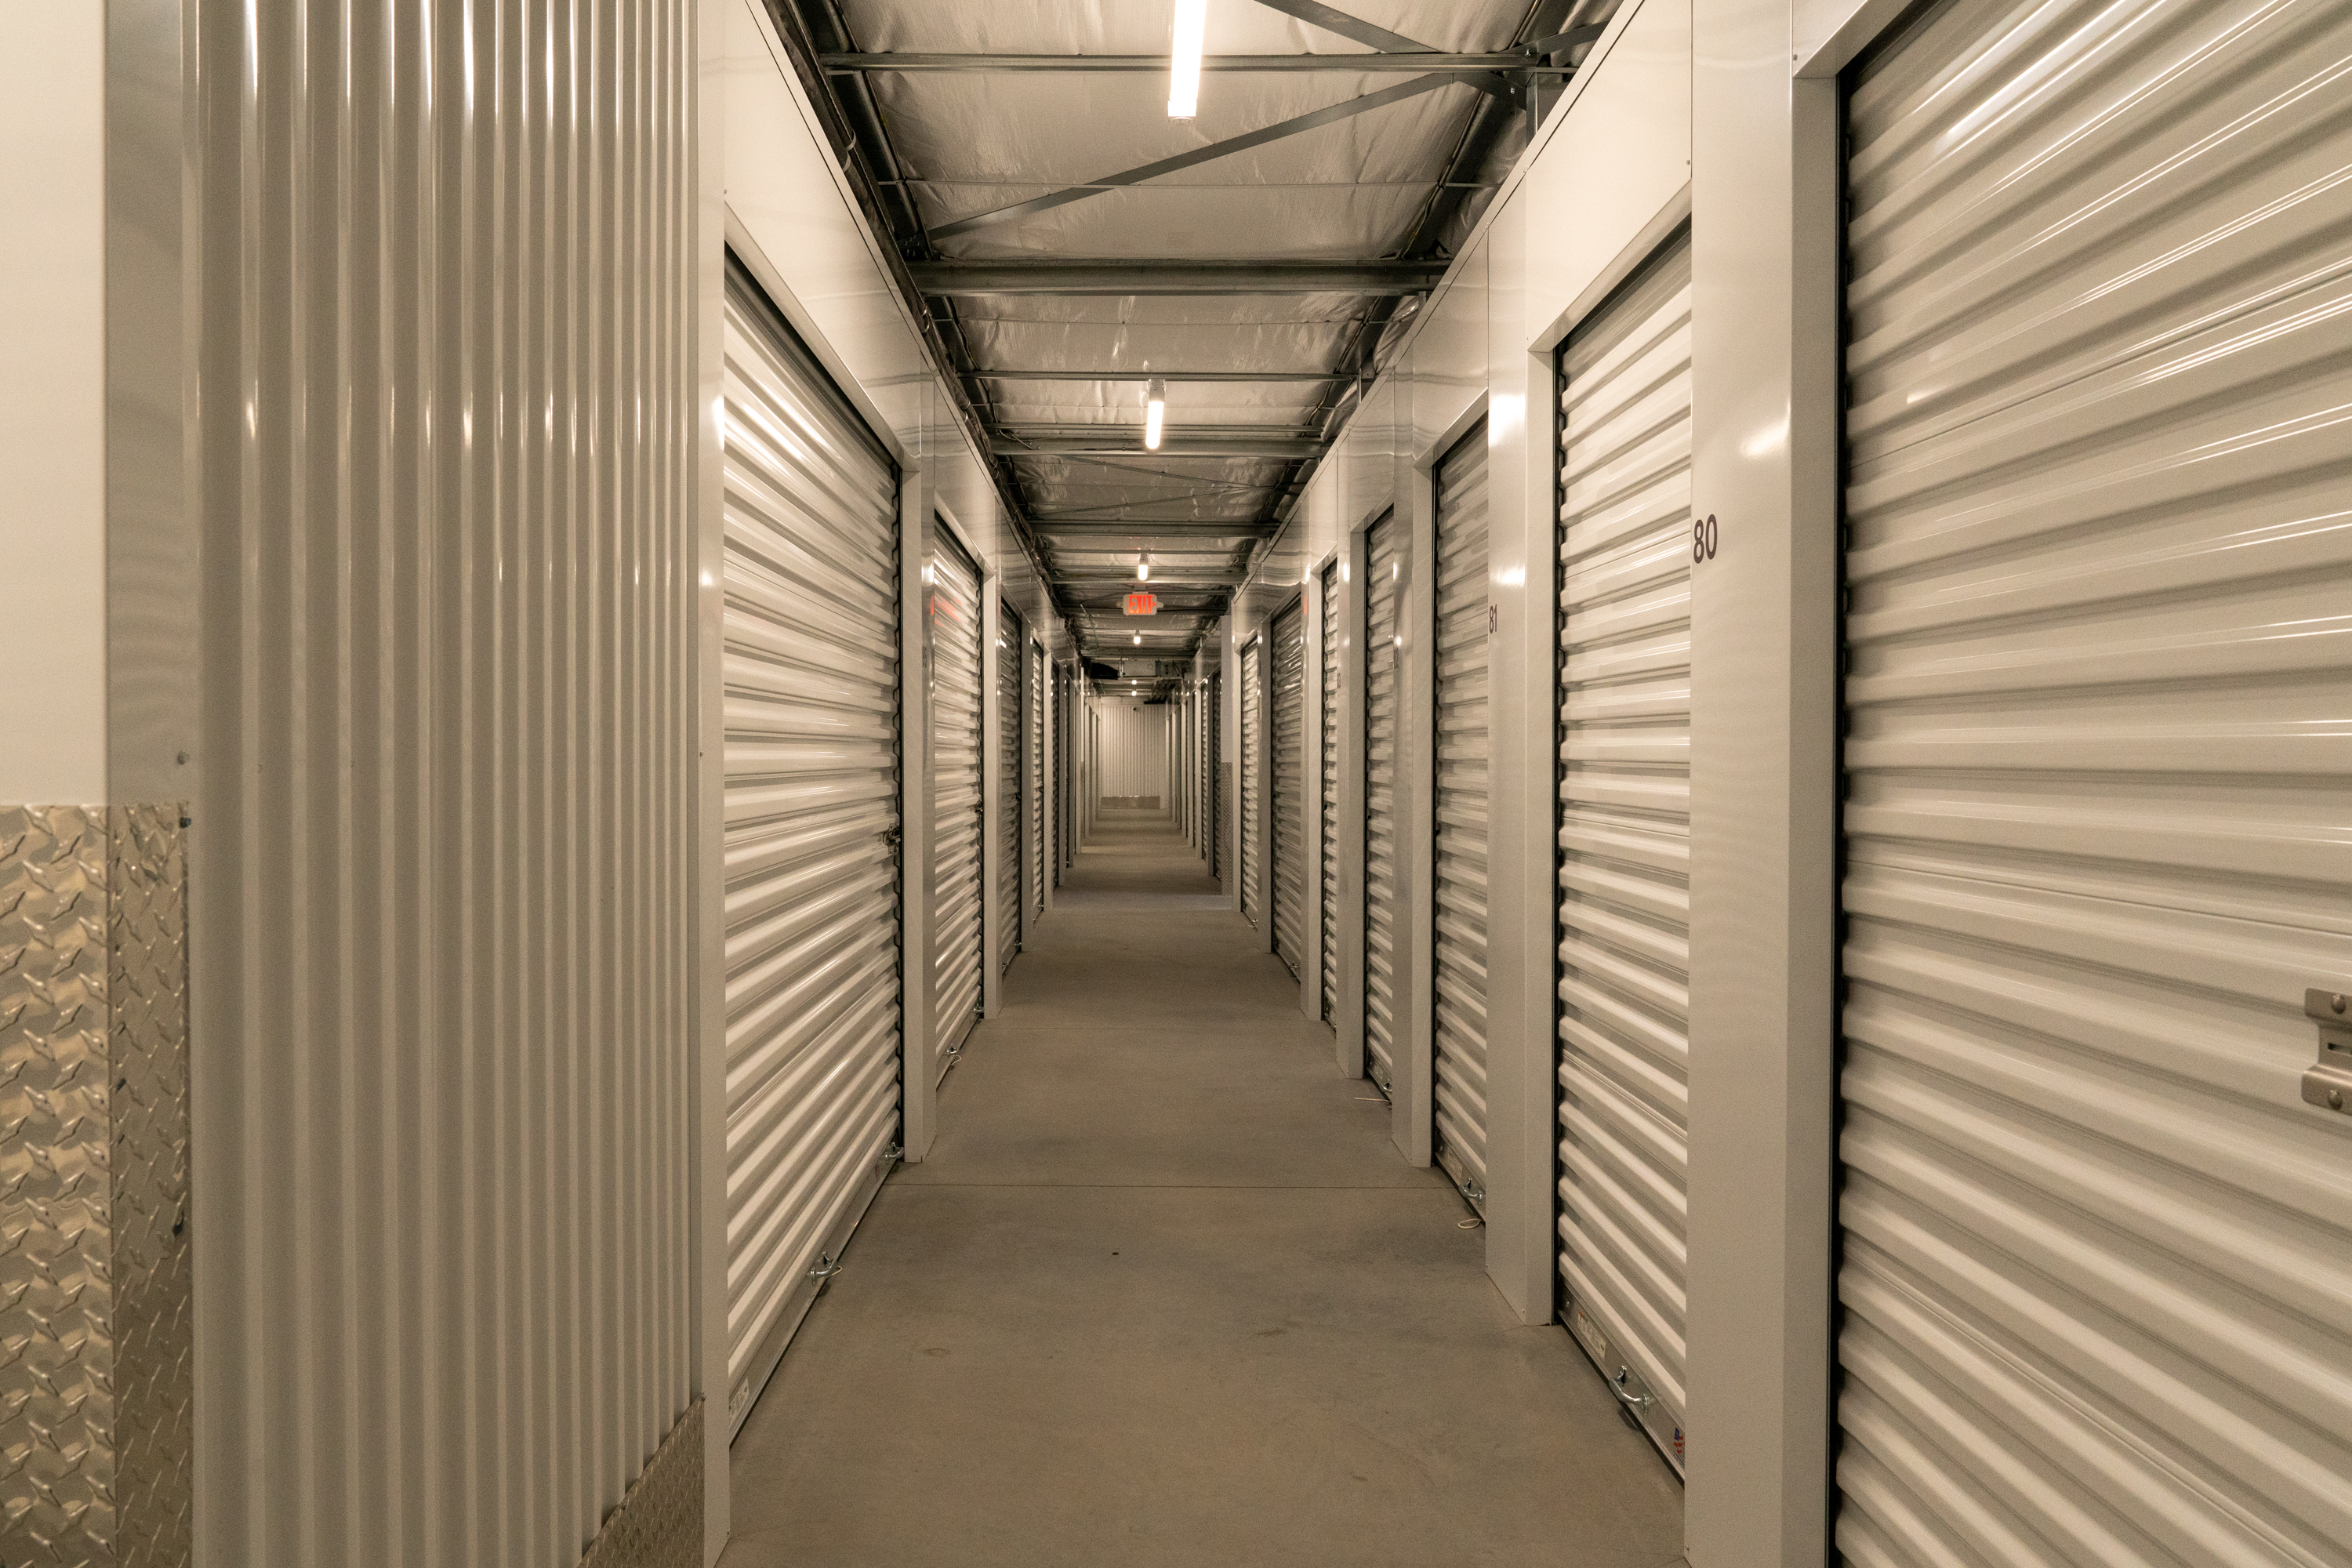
[1029,640,1046,923]
[1432,425,1490,1207]
[1363,511,1402,1098]
[1271,602,1307,978]
[1321,560,1341,1022]
[1240,638,1265,929]
[1838,4,2352,1562]
[931,530,984,1078]
[996,604,1023,975]
[719,263,905,1435]
[1555,232,1692,1473]
[1208,671,1223,879]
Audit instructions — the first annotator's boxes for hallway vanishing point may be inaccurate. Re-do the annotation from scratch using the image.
[721,808,1685,1568]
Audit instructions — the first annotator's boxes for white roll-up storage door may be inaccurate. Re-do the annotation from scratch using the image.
[1321,560,1340,1023]
[1208,672,1222,877]
[931,530,984,1078]
[1240,637,1265,929]
[1555,233,1692,1474]
[1838,4,2352,1563]
[1029,640,1045,923]
[1271,602,1307,978]
[996,604,1022,975]
[1432,425,1491,1207]
[1363,512,1402,1098]
[720,263,904,1433]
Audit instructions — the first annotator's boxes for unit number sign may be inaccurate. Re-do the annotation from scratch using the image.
[1693,514,1719,563]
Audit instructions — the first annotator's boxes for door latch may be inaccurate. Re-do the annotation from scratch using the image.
[2302,989,2352,1116]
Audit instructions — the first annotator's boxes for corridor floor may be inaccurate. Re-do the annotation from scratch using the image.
[722,808,1686,1567]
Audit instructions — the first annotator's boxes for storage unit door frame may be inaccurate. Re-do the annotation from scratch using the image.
[1270,599,1307,978]
[1555,230,1693,1476]
[1835,4,2352,1563]
[719,258,905,1434]
[1431,423,1492,1208]
[1240,637,1265,930]
[1320,559,1340,1023]
[1363,510,1402,1099]
[930,524,985,1078]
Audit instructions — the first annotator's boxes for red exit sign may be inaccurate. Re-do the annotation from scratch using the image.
[1122,592,1160,615]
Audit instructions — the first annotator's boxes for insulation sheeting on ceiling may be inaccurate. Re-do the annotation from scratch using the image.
[828,0,1549,656]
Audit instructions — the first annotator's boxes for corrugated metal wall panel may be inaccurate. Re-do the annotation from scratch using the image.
[1838,3,2352,1563]
[189,0,700,1560]
[1432,426,1491,1207]
[931,533,984,1076]
[718,265,902,1436]
[1363,513,1402,1098]
[996,605,1022,975]
[1271,603,1307,978]
[1240,639,1265,929]
[1321,561,1340,1023]
[1208,671,1223,879]
[1555,233,1693,1474]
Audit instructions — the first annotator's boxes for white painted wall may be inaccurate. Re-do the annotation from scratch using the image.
[0,6,106,803]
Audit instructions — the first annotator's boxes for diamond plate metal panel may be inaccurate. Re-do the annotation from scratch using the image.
[107,807,187,1568]
[0,804,116,1566]
[577,1399,702,1568]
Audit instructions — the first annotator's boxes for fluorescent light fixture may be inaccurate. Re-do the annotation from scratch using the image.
[1134,632,1143,644]
[1168,0,1206,118]
[1143,377,1167,449]
[1138,551,1152,582]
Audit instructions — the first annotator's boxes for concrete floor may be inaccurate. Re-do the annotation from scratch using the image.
[723,808,1686,1568]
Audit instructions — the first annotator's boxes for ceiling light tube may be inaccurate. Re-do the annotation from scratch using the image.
[1168,0,1206,118]
[1143,377,1167,449]
[1138,551,1151,582]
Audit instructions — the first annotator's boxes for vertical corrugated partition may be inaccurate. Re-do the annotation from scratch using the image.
[1363,512,1402,1098]
[1555,232,1693,1475]
[1270,602,1307,978]
[1240,638,1265,929]
[190,0,702,1562]
[1432,426,1491,1207]
[718,261,902,1439]
[996,605,1022,975]
[1029,640,1045,924]
[1320,561,1340,1022]
[931,532,985,1077]
[1838,2,2352,1563]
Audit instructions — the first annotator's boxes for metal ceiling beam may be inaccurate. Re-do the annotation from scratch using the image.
[910,260,1444,296]
[1032,521,1277,534]
[978,368,1352,383]
[993,437,1328,459]
[930,73,1504,240]
[820,52,1553,73]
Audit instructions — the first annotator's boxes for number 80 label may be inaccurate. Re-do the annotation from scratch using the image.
[1693,513,1719,563]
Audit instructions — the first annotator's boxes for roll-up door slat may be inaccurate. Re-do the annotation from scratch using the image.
[932,532,985,1076]
[1320,561,1340,1022]
[1556,231,1691,1474]
[997,606,1023,975]
[1241,639,1265,929]
[1271,603,1307,978]
[1433,427,1491,1207]
[720,264,902,1432]
[1837,2,2352,1562]
[1363,513,1401,1098]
